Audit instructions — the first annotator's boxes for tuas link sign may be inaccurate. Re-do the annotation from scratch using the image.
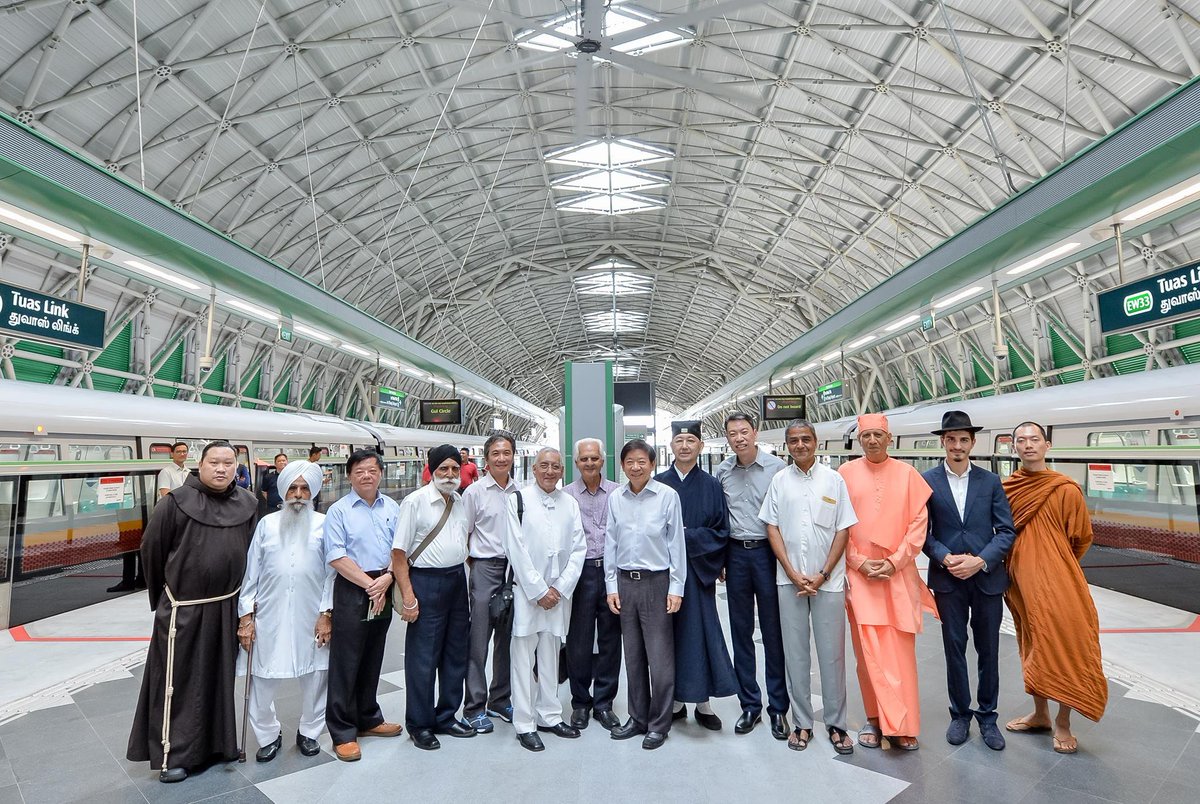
[1097,259,1200,335]
[0,281,106,349]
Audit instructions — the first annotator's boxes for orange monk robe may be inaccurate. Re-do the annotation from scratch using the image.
[838,456,936,737]
[1003,469,1107,722]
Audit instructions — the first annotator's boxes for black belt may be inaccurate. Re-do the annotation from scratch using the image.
[619,569,667,580]
[409,564,465,575]
[363,568,389,578]
[584,557,604,567]
[472,556,508,563]
[732,539,767,549]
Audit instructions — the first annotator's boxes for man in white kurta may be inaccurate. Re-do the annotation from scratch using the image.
[237,461,334,761]
[504,447,587,752]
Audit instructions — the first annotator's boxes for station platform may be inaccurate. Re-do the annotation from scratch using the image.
[0,577,1195,804]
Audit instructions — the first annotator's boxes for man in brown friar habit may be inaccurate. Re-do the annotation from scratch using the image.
[127,440,259,783]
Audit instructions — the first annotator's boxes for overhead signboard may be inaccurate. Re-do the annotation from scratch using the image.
[1098,259,1200,334]
[761,394,806,421]
[816,380,845,405]
[376,385,407,411]
[0,280,106,349]
[420,399,462,425]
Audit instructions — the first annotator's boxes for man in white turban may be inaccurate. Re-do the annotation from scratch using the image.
[237,461,335,762]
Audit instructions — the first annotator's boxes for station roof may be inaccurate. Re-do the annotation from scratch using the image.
[1,1,1198,417]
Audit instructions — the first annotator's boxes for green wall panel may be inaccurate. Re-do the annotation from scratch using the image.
[11,341,62,384]
[199,356,227,404]
[1006,338,1036,392]
[241,369,262,409]
[1105,333,1147,375]
[90,323,131,393]
[1175,319,1200,364]
[1049,325,1086,384]
[152,342,184,399]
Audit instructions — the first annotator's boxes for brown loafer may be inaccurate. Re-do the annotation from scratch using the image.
[334,741,361,762]
[358,722,403,738]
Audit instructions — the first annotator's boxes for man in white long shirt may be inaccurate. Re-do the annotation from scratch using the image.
[237,461,334,762]
[505,448,587,752]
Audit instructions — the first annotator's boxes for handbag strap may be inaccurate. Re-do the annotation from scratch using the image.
[407,495,454,566]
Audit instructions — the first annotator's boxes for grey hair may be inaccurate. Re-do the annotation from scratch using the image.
[574,437,605,454]
[536,446,563,462]
[784,418,817,440]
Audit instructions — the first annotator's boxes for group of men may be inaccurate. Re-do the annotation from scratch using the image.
[127,410,1107,782]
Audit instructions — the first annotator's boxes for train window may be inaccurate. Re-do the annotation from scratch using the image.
[994,435,1013,455]
[0,477,12,582]
[0,444,61,462]
[70,444,133,461]
[1161,429,1200,446]
[1087,430,1150,447]
[912,438,939,450]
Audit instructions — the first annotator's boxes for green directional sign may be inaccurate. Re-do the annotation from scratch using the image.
[1098,259,1200,334]
[0,280,105,349]
[816,380,845,405]
[376,385,407,410]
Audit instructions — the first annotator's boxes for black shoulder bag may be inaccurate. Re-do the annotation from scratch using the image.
[487,490,522,631]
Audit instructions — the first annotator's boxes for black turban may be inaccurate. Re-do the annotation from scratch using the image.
[671,420,703,439]
[428,444,463,471]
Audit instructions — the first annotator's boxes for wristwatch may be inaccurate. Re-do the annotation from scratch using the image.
[319,609,333,617]
[819,569,831,581]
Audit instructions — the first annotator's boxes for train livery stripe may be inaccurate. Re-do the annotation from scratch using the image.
[8,625,149,642]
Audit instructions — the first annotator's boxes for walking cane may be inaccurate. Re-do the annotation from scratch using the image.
[238,603,256,762]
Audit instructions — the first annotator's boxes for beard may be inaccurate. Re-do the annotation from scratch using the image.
[279,497,314,543]
[433,476,459,496]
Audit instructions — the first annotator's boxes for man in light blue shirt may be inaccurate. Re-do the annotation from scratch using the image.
[604,439,686,750]
[323,449,402,762]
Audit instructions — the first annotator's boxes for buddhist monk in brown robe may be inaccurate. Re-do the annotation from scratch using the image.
[1002,421,1107,755]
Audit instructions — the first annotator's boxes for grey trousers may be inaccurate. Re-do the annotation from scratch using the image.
[464,558,512,717]
[777,586,847,731]
[618,570,675,734]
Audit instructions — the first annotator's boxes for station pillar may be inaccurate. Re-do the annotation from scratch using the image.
[561,361,623,483]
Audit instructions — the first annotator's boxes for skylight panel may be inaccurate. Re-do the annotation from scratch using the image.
[574,271,653,295]
[558,193,665,215]
[584,310,648,334]
[553,168,668,193]
[517,3,691,54]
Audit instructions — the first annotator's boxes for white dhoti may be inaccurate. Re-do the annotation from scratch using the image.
[511,633,564,734]
[249,670,329,747]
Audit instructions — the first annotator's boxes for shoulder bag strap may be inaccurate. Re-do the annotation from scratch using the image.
[407,496,454,566]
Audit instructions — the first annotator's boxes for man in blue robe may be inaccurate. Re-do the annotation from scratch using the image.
[654,420,738,730]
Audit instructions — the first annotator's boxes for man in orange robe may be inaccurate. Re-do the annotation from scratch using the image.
[838,414,935,750]
[1002,421,1107,754]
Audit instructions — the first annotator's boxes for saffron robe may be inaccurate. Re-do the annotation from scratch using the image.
[127,475,258,770]
[838,456,934,736]
[1002,469,1107,722]
[655,466,738,702]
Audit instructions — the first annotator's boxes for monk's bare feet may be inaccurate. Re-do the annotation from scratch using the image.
[1052,718,1077,753]
[858,722,882,749]
[1004,714,1052,733]
[889,735,919,751]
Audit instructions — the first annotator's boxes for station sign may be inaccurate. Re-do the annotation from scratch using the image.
[761,394,806,421]
[420,399,462,425]
[0,280,106,349]
[376,385,407,411]
[1097,259,1200,334]
[816,380,845,405]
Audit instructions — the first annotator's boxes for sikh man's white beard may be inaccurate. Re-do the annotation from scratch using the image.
[279,499,314,541]
[433,477,458,495]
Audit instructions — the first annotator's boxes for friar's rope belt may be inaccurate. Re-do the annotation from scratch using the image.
[160,584,240,771]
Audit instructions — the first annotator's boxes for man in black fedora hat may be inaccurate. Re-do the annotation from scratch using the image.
[921,411,1015,751]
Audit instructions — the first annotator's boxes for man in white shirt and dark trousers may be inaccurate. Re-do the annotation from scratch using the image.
[392,445,476,751]
[504,447,587,752]
[461,432,521,733]
[759,420,858,754]
[605,439,687,750]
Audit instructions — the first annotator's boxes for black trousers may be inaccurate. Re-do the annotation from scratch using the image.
[936,581,1003,725]
[726,542,789,716]
[618,570,674,734]
[405,565,470,732]
[326,571,391,745]
[565,561,622,711]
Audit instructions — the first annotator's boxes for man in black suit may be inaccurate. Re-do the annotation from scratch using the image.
[922,411,1015,751]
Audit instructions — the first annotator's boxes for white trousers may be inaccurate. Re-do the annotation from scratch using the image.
[249,670,329,747]
[511,633,563,734]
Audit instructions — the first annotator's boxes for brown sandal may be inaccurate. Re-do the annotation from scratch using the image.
[787,727,812,751]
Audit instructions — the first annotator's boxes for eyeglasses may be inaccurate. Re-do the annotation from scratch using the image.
[534,462,563,471]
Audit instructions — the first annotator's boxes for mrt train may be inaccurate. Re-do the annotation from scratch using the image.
[0,379,535,628]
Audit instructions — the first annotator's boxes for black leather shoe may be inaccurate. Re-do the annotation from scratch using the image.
[980,722,1006,751]
[570,707,590,729]
[538,722,581,739]
[411,729,440,750]
[694,710,722,731]
[107,581,135,593]
[594,709,621,731]
[296,731,320,757]
[946,718,970,746]
[133,578,147,590]
[672,704,687,721]
[770,713,789,741]
[517,732,545,752]
[734,711,761,734]
[434,720,477,738]
[642,731,667,750]
[610,719,647,740]
[158,768,187,783]
[255,732,283,762]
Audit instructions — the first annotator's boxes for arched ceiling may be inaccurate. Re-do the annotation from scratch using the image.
[2,0,1199,414]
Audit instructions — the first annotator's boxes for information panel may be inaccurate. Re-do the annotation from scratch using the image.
[377,385,407,411]
[1098,259,1200,334]
[816,380,845,405]
[761,394,806,421]
[420,399,462,425]
[0,280,106,349]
